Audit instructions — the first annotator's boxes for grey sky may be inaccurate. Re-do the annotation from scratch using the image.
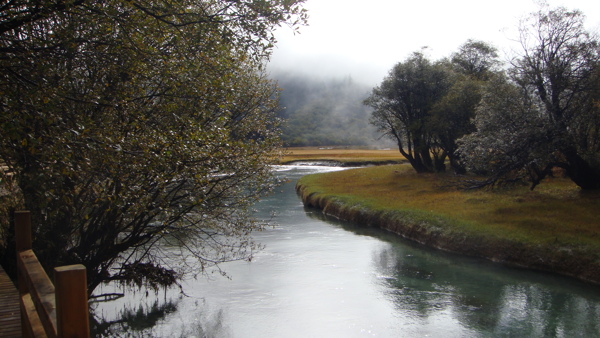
[269,0,600,85]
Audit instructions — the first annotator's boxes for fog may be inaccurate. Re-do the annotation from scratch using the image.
[267,0,600,148]
[272,70,385,147]
[269,0,600,86]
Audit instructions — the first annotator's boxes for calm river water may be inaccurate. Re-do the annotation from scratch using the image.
[92,165,600,337]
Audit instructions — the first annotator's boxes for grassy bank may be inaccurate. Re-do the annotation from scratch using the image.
[279,147,405,165]
[296,164,600,284]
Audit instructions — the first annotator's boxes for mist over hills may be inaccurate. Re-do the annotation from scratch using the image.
[272,70,384,147]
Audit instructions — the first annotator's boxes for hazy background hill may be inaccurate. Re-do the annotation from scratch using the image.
[272,71,384,147]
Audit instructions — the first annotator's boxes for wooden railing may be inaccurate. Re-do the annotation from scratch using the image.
[15,210,90,338]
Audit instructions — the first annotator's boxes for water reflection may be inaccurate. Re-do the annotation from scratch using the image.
[92,298,179,337]
[91,166,600,337]
[91,292,232,337]
[309,211,600,337]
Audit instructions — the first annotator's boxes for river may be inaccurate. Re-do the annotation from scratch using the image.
[91,165,600,337]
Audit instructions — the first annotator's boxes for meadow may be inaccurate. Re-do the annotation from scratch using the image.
[290,147,600,284]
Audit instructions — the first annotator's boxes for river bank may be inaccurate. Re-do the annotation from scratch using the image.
[296,164,600,285]
[91,165,600,336]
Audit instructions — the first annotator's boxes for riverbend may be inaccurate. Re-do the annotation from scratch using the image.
[91,165,600,337]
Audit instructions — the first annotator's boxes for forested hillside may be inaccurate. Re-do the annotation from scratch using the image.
[273,71,381,146]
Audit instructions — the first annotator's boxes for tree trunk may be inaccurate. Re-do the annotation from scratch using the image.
[398,143,431,173]
[448,154,466,175]
[564,150,600,190]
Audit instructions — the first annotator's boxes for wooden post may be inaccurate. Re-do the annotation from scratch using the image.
[14,210,91,337]
[15,210,32,253]
[54,265,89,338]
[15,210,33,338]
[15,210,32,296]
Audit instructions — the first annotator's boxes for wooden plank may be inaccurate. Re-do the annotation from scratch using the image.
[21,293,48,337]
[18,250,58,337]
[0,264,21,337]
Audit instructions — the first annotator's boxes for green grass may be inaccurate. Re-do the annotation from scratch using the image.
[297,165,600,260]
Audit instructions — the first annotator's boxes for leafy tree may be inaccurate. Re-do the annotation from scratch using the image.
[451,39,500,81]
[429,77,482,174]
[430,40,500,174]
[366,43,499,174]
[459,6,600,190]
[457,76,555,188]
[365,52,452,173]
[0,0,307,294]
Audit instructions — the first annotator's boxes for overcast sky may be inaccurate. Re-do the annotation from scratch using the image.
[269,0,600,85]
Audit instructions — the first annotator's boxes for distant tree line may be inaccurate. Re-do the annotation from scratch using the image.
[274,72,381,147]
[365,6,600,190]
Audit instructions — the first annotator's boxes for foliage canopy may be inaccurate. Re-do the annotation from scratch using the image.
[367,5,600,190]
[365,42,499,174]
[460,6,600,189]
[365,52,452,173]
[0,0,307,293]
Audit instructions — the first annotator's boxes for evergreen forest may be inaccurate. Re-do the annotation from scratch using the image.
[272,71,382,147]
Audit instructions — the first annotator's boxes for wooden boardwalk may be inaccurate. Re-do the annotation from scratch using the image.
[0,264,21,337]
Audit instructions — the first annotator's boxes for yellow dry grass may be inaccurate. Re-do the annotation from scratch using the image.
[298,164,600,251]
[279,146,404,164]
